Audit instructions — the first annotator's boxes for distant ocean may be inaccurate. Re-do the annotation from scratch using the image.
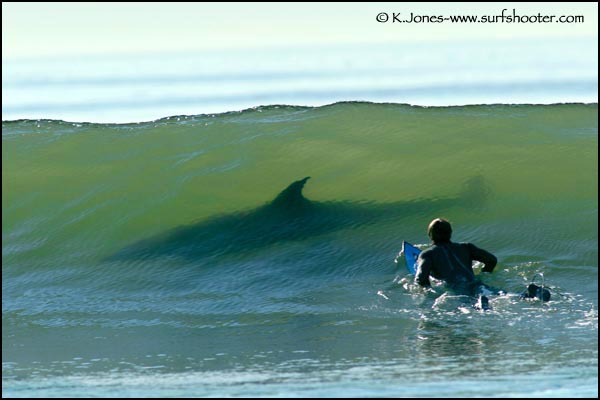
[2,39,598,398]
[2,38,598,122]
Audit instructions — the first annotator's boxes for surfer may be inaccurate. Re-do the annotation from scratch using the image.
[415,218,497,309]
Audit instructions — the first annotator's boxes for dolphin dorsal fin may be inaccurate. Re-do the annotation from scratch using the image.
[271,176,311,208]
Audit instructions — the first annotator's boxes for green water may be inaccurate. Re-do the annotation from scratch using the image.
[2,103,598,397]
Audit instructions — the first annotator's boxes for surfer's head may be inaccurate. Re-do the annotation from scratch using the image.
[428,218,452,244]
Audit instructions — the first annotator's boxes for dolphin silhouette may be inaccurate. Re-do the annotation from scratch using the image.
[106,176,489,261]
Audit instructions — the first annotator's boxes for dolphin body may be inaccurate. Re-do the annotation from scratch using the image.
[106,176,488,261]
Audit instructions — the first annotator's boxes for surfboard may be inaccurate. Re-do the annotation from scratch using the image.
[402,241,421,274]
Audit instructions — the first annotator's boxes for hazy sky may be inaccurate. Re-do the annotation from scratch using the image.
[2,2,598,59]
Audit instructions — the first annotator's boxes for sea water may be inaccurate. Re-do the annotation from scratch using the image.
[2,41,598,398]
[3,38,598,122]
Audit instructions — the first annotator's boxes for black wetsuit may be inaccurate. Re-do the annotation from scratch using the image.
[415,242,497,296]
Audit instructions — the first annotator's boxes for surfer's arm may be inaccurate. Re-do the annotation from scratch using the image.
[415,252,432,287]
[468,243,497,273]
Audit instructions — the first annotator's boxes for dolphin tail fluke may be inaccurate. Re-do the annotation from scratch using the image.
[459,175,492,208]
